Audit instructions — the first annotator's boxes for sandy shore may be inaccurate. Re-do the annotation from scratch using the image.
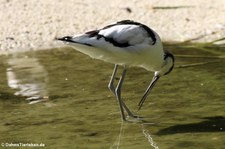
[1,0,225,54]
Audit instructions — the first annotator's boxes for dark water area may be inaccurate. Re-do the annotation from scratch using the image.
[0,43,225,148]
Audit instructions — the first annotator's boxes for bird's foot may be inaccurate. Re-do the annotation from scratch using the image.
[125,114,145,123]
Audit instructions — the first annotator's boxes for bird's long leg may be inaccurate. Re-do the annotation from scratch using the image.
[115,68,127,121]
[108,65,136,120]
[108,64,119,95]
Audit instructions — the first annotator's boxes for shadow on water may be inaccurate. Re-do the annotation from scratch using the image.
[157,116,225,135]
[0,43,225,148]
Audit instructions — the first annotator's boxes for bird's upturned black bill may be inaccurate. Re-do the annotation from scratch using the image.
[138,75,159,111]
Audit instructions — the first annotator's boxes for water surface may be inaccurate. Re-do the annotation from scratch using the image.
[0,43,225,149]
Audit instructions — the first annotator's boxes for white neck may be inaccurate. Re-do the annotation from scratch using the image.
[155,56,174,77]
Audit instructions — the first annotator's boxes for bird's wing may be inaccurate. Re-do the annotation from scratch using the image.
[57,20,161,63]
[99,20,157,46]
[63,20,157,49]
[88,20,156,47]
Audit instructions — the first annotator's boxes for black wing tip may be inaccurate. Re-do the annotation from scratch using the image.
[56,36,93,47]
[55,36,73,41]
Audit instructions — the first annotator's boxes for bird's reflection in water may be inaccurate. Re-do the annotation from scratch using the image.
[142,125,159,149]
[6,55,49,104]
[110,121,159,149]
[110,122,125,149]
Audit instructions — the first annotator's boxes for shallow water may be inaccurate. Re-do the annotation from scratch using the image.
[0,43,225,149]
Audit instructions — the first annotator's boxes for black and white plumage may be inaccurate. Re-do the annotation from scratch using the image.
[57,20,174,121]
